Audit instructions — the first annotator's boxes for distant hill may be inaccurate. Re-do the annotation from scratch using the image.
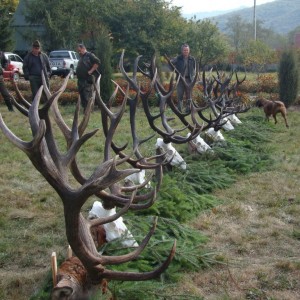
[183,0,300,35]
[183,7,247,20]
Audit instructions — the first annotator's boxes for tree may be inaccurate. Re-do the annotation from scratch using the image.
[186,18,229,67]
[0,0,19,50]
[241,40,276,77]
[278,50,299,107]
[24,0,187,62]
[101,0,187,62]
[94,29,114,103]
[225,15,285,60]
[225,15,251,55]
[25,0,88,50]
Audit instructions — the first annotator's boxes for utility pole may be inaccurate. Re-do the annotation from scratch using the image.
[253,0,257,41]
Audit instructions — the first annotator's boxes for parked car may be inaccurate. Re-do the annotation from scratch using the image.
[49,50,79,79]
[3,52,24,81]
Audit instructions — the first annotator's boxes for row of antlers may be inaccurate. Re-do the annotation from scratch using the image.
[0,50,248,299]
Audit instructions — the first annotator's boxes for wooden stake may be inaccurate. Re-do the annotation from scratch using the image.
[67,245,72,259]
[51,252,58,287]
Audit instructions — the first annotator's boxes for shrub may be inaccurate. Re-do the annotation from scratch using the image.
[239,74,278,94]
[278,50,299,107]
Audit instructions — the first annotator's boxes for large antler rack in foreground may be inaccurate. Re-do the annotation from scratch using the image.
[0,73,176,297]
[119,50,203,144]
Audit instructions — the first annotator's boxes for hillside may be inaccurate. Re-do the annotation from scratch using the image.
[185,0,300,35]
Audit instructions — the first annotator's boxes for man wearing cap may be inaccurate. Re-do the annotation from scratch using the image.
[0,51,14,111]
[23,40,51,101]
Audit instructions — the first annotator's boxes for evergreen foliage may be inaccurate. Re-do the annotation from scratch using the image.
[94,31,114,103]
[0,6,13,50]
[278,50,299,107]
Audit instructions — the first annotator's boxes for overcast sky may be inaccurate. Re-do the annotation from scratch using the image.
[171,0,276,14]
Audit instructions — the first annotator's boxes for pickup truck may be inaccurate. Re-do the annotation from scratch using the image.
[49,50,79,79]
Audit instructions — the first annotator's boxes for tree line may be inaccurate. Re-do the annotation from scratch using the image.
[2,1,295,65]
[1,0,300,88]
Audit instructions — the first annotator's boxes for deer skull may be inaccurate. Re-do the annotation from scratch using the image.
[155,138,186,170]
[186,132,213,154]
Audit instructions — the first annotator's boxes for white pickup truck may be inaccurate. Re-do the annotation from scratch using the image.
[49,50,79,79]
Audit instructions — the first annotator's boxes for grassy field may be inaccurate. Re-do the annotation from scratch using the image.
[0,85,299,299]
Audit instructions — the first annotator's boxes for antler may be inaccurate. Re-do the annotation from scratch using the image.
[0,73,176,295]
[200,67,248,126]
[120,50,205,144]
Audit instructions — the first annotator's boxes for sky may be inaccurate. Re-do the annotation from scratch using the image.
[171,0,276,14]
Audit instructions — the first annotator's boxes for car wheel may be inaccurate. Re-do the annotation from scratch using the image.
[69,67,74,79]
[13,72,20,82]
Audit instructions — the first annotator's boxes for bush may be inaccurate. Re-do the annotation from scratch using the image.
[278,50,299,107]
[239,74,278,94]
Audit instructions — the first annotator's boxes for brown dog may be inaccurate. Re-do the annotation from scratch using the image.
[255,97,289,128]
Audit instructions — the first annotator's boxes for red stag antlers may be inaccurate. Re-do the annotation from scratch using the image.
[0,72,176,299]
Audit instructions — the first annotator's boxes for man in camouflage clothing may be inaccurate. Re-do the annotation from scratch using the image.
[76,43,100,111]
[0,51,14,111]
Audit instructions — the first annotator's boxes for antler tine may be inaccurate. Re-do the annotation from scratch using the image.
[65,129,99,170]
[89,191,135,228]
[121,175,153,193]
[212,74,230,96]
[164,53,180,75]
[0,113,46,154]
[12,81,31,110]
[102,81,155,164]
[98,188,155,208]
[98,216,159,265]
[202,68,215,98]
[139,55,172,96]
[99,240,176,281]
[10,94,28,116]
[99,216,174,268]
[165,54,199,94]
[236,68,247,85]
[134,55,203,144]
[229,68,247,98]
[49,76,74,141]
[41,70,52,100]
[133,53,143,80]
[99,80,159,169]
[129,97,158,162]
[122,76,156,162]
[100,87,129,161]
[97,164,163,209]
[28,86,43,134]
[119,49,140,92]
[78,95,95,136]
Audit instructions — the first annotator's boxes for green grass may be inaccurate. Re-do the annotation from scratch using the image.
[0,100,290,299]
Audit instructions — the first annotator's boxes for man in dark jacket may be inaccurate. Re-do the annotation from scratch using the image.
[76,43,100,111]
[23,40,51,101]
[171,44,196,112]
[0,51,14,111]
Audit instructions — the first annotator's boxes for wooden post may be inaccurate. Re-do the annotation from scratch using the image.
[51,252,58,287]
[67,245,72,259]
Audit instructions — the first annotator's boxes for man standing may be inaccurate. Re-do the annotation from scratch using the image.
[76,44,100,111]
[0,51,14,111]
[171,43,196,113]
[22,40,51,101]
